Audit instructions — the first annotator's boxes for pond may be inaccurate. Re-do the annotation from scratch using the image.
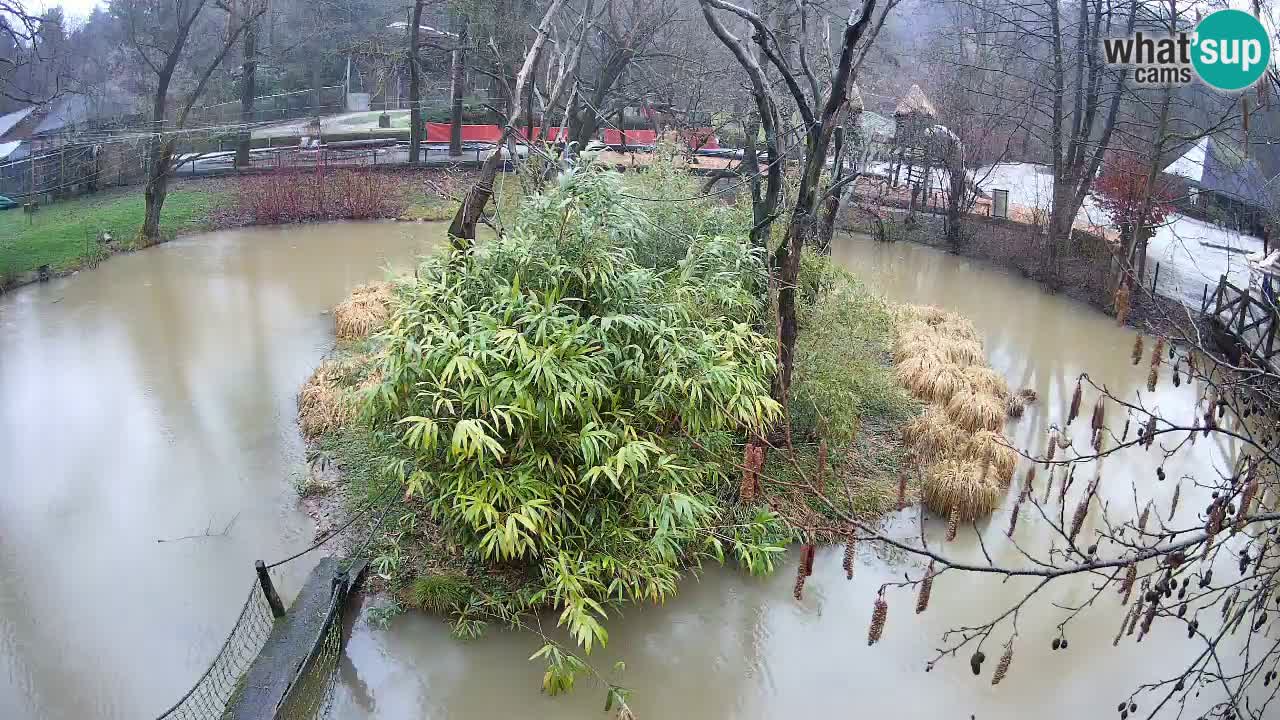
[0,224,1238,719]
[0,221,442,720]
[331,232,1239,719]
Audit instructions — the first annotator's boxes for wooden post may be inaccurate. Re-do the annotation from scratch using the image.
[1201,283,1209,314]
[1151,262,1160,295]
[256,560,287,618]
[1215,275,1227,316]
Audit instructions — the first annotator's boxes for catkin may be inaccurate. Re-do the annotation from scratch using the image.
[1068,379,1083,425]
[1119,561,1138,605]
[991,643,1014,686]
[800,544,816,577]
[868,595,888,645]
[1236,472,1258,531]
[916,562,935,614]
[843,533,857,580]
[1007,499,1021,538]
[1147,365,1158,392]
[1021,467,1036,502]
[1045,432,1058,468]
[1115,604,1137,646]
[1138,503,1151,533]
[1137,597,1158,640]
[1115,284,1131,325]
[1069,483,1093,542]
[1043,466,1055,504]
[1144,415,1157,448]
[1091,397,1106,432]
[946,504,960,542]
[1170,482,1181,518]
[1131,334,1144,366]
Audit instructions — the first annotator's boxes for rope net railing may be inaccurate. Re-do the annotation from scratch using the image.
[154,580,277,720]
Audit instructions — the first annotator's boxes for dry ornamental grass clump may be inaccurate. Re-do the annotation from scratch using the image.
[298,361,355,439]
[945,392,1005,433]
[892,304,1018,522]
[334,281,394,340]
[925,459,1003,522]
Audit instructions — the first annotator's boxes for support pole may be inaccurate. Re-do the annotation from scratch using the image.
[256,560,287,618]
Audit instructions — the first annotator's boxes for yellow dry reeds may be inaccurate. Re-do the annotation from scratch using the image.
[945,391,1006,433]
[962,431,1018,486]
[923,459,1003,521]
[922,365,971,404]
[334,281,393,340]
[894,302,1015,522]
[1006,393,1027,418]
[963,366,1010,399]
[940,337,985,367]
[903,407,966,460]
[298,362,355,439]
[894,354,947,399]
[937,315,980,342]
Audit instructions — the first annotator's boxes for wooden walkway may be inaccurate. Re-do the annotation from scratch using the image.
[1204,274,1280,370]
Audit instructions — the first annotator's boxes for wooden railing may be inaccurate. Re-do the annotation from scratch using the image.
[1206,274,1280,366]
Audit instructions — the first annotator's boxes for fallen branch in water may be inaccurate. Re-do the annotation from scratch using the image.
[156,513,239,543]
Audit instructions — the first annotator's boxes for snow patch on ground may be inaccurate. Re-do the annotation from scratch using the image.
[975,162,1264,308]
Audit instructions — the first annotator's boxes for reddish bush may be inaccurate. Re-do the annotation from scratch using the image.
[236,166,402,225]
[1094,152,1176,230]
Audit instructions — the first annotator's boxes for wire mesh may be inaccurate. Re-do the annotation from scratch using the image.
[154,579,276,720]
[274,587,347,720]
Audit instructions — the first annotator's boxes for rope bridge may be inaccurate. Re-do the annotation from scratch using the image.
[151,470,394,719]
[154,558,363,720]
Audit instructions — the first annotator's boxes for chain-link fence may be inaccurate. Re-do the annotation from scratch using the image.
[153,580,277,720]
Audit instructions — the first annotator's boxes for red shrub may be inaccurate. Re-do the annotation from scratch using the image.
[1094,152,1176,230]
[237,167,402,225]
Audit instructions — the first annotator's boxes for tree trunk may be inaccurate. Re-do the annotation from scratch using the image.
[447,0,565,242]
[235,17,258,168]
[408,2,424,166]
[449,20,467,156]
[141,138,173,245]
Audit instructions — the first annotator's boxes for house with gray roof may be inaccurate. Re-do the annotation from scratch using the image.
[1164,135,1276,235]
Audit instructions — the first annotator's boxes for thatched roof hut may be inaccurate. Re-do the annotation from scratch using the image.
[894,84,937,119]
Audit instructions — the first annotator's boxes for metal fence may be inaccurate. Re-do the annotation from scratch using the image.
[153,580,277,720]
[189,87,348,126]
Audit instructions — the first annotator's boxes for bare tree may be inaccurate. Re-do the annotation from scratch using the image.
[114,0,265,244]
[699,0,890,404]
[447,0,566,242]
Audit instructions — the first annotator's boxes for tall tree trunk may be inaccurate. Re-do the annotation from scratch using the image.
[141,138,173,244]
[235,15,258,168]
[408,1,424,165]
[448,0,565,242]
[449,19,467,156]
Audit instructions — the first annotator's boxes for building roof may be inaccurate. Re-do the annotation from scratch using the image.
[0,141,21,161]
[894,85,936,119]
[1165,136,1272,210]
[0,106,35,139]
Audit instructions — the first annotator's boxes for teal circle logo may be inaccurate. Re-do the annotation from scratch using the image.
[1192,9,1271,91]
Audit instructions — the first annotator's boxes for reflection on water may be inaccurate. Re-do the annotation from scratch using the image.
[0,221,440,720]
[330,234,1238,719]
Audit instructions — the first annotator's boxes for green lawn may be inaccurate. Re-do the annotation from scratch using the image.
[0,189,225,282]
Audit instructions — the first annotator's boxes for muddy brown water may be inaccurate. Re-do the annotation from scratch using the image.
[0,225,1244,719]
[0,221,441,720]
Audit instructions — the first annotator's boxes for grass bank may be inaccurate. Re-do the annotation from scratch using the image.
[0,169,467,291]
[0,187,225,284]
